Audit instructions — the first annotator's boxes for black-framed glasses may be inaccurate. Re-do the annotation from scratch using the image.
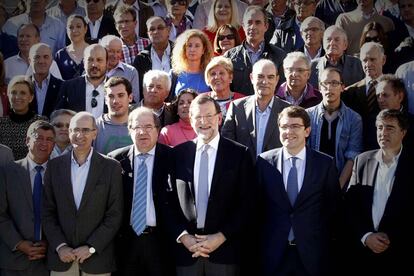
[218,34,235,41]
[86,0,100,3]
[319,81,343,88]
[53,122,70,129]
[91,90,99,108]
[364,36,380,43]
[170,0,187,5]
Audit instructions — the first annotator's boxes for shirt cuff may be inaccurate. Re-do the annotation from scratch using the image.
[177,230,189,243]
[56,243,67,253]
[361,232,373,246]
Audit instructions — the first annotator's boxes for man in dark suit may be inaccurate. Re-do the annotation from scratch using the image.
[0,144,14,165]
[0,120,55,276]
[256,106,341,276]
[84,0,118,44]
[344,109,413,276]
[169,94,254,276]
[28,43,63,118]
[343,42,386,150]
[56,44,108,118]
[108,106,173,276]
[222,59,290,160]
[42,112,123,275]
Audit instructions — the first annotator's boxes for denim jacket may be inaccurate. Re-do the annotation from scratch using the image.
[306,101,363,173]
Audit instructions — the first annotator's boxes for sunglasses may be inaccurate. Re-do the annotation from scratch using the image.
[91,90,99,108]
[365,36,380,43]
[170,0,187,5]
[218,34,235,41]
[86,0,100,3]
[53,122,70,129]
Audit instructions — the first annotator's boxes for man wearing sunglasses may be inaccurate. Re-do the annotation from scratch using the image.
[56,44,108,118]
[49,109,76,159]
[84,0,118,44]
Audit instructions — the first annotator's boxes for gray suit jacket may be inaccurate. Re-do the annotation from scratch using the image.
[221,95,291,160]
[42,150,123,274]
[0,144,14,166]
[0,158,47,273]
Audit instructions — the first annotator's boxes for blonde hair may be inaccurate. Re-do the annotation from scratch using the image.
[206,0,240,32]
[172,29,213,74]
[7,75,34,96]
[204,56,233,85]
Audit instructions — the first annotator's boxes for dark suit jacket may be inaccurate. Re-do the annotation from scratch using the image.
[0,158,48,273]
[30,75,63,118]
[85,15,118,44]
[55,76,107,114]
[256,147,340,276]
[221,95,291,160]
[42,150,123,273]
[344,148,413,275]
[169,137,254,266]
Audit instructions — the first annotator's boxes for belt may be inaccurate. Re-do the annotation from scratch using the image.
[142,226,157,234]
[288,240,296,246]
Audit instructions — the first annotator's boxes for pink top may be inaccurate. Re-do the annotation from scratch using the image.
[158,119,197,147]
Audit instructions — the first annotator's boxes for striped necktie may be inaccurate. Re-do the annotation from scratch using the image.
[367,80,378,113]
[131,154,148,235]
[197,144,210,228]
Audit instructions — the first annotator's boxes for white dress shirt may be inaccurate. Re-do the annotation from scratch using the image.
[32,74,50,115]
[133,146,157,227]
[27,157,47,191]
[70,149,93,209]
[85,76,105,118]
[150,43,172,73]
[278,147,307,193]
[255,96,274,155]
[86,15,103,40]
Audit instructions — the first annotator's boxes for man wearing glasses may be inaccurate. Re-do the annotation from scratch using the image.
[42,111,123,276]
[169,94,254,276]
[56,44,108,118]
[108,106,174,276]
[49,109,76,159]
[256,105,341,276]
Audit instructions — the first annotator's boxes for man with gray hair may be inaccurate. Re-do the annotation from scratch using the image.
[276,51,322,108]
[299,16,325,62]
[343,42,386,150]
[28,42,63,118]
[49,109,76,159]
[222,59,291,160]
[132,69,175,128]
[100,35,140,103]
[310,25,364,88]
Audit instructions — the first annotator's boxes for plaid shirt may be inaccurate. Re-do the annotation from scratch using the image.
[121,37,150,65]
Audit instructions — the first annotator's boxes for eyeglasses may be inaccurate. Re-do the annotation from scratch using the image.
[284,67,309,74]
[218,34,235,41]
[130,125,157,132]
[364,36,380,43]
[91,90,99,108]
[279,124,305,131]
[70,128,96,134]
[53,122,70,129]
[193,113,219,122]
[319,81,343,88]
[85,0,100,3]
[148,25,167,33]
[170,0,187,5]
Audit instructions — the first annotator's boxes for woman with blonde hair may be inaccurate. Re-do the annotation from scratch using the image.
[169,29,213,98]
[205,56,244,117]
[203,0,245,45]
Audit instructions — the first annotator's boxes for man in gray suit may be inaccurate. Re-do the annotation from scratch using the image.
[0,120,55,276]
[222,59,291,160]
[0,144,14,166]
[42,112,123,276]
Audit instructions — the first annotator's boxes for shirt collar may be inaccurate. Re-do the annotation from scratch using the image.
[255,95,274,110]
[86,15,103,25]
[32,73,51,87]
[134,144,156,157]
[375,146,403,167]
[282,146,306,162]
[27,156,47,172]
[71,148,94,166]
[245,40,265,54]
[196,133,220,152]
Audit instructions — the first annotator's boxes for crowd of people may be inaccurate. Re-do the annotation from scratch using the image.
[0,0,413,275]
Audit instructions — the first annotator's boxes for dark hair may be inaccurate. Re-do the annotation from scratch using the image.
[359,21,388,51]
[114,4,137,22]
[190,93,221,115]
[50,109,77,123]
[17,23,40,37]
[278,106,311,129]
[104,76,133,95]
[27,120,56,138]
[67,14,87,27]
[376,109,409,131]
[213,24,242,54]
[377,74,408,110]
[319,67,344,84]
[172,88,198,120]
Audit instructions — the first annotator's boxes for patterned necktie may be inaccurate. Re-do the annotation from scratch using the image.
[287,157,298,241]
[33,166,43,241]
[367,80,378,113]
[197,144,210,228]
[131,154,148,235]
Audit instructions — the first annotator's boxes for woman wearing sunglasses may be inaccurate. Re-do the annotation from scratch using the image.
[165,0,193,41]
[213,24,242,56]
[203,0,245,46]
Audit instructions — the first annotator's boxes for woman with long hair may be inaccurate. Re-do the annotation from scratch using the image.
[213,24,242,56]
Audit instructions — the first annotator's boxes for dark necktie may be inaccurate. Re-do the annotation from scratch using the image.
[367,80,378,113]
[287,157,298,241]
[33,166,43,241]
[197,145,210,229]
[131,154,148,235]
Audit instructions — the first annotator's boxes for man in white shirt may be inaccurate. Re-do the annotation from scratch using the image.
[344,109,412,276]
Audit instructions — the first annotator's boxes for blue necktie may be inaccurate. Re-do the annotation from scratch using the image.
[287,157,298,241]
[197,145,209,228]
[33,166,43,241]
[131,154,148,236]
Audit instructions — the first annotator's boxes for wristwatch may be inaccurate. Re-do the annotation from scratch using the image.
[89,246,96,254]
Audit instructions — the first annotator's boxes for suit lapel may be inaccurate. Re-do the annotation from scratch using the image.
[245,96,257,153]
[20,158,34,211]
[187,141,197,198]
[60,153,78,211]
[44,76,58,114]
[78,151,101,212]
[364,154,379,188]
[262,97,280,151]
[209,138,225,198]
[268,149,291,209]
[294,147,314,207]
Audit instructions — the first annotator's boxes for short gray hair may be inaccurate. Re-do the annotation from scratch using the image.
[300,16,325,33]
[360,42,385,59]
[50,109,76,123]
[99,35,122,48]
[128,106,161,130]
[252,59,277,75]
[283,51,311,70]
[324,25,348,44]
[142,70,172,92]
[70,111,97,130]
